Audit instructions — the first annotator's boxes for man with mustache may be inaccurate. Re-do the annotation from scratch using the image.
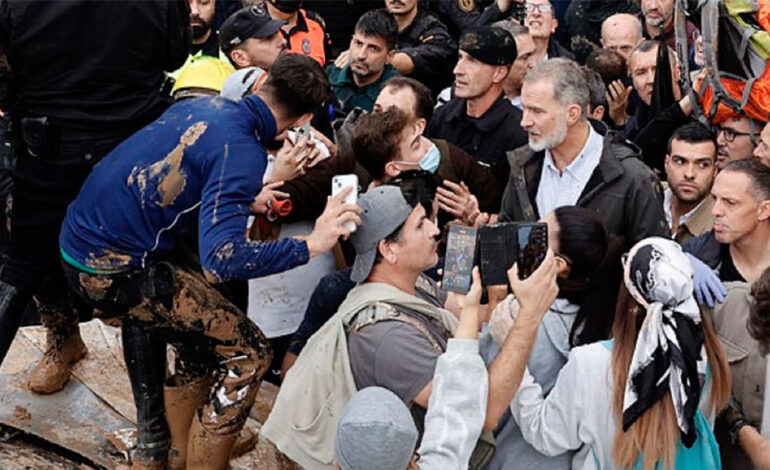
[662,122,717,243]
[715,113,764,171]
[327,9,401,117]
[189,0,220,57]
[640,0,696,49]
[499,58,667,250]
[426,26,527,184]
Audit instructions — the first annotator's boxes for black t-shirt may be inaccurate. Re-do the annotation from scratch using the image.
[719,244,746,282]
[0,0,189,130]
[191,30,221,58]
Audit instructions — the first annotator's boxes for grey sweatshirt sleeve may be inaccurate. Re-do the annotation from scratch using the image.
[418,338,489,470]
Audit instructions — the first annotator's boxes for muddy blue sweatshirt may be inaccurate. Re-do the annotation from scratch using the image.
[60,95,309,282]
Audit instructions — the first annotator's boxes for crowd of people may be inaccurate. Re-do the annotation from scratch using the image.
[2,0,770,469]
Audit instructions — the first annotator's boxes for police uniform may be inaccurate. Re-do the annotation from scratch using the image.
[284,8,329,66]
[424,26,527,182]
[427,0,506,37]
[396,9,457,96]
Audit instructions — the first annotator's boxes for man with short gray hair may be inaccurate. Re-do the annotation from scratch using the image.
[499,58,668,249]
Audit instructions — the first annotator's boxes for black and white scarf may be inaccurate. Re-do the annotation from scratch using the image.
[621,237,707,448]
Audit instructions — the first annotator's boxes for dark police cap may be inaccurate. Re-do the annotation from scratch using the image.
[220,6,285,53]
[459,26,518,66]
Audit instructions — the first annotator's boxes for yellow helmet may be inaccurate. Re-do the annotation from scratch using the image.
[171,56,235,98]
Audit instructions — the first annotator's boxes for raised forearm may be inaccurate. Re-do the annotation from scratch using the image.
[740,425,770,470]
[484,310,540,430]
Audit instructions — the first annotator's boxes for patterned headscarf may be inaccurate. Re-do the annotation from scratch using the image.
[621,237,707,448]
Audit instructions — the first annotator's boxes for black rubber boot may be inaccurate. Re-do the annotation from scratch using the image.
[122,320,170,466]
[0,280,26,368]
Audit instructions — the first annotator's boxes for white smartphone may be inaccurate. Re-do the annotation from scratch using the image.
[331,174,358,233]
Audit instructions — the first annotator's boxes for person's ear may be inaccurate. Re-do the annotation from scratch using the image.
[386,49,396,64]
[566,103,582,125]
[229,49,248,69]
[492,65,509,84]
[551,18,558,35]
[591,105,605,121]
[415,118,427,134]
[555,256,571,278]
[380,239,398,264]
[384,161,402,178]
[758,199,770,222]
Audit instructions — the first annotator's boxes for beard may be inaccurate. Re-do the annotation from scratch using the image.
[191,15,211,40]
[527,118,568,152]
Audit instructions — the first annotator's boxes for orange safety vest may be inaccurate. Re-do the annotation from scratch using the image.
[285,9,326,66]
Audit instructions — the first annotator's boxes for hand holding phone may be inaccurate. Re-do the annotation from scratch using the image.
[442,224,478,294]
[516,222,548,280]
[332,174,358,233]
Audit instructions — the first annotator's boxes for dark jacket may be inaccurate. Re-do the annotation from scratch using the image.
[547,38,575,61]
[0,0,190,130]
[397,9,457,95]
[682,229,721,269]
[499,120,668,249]
[426,93,528,183]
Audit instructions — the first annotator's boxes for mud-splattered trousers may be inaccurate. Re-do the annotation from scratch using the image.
[62,260,273,436]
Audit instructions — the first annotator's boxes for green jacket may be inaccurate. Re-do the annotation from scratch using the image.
[326,63,400,116]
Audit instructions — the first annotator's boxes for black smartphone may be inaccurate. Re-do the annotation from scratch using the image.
[442,224,478,294]
[516,222,548,280]
[479,223,518,287]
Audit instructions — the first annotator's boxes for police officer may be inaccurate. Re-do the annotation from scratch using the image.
[0,1,190,467]
[426,0,515,37]
[425,26,527,183]
[386,0,457,96]
[265,0,329,66]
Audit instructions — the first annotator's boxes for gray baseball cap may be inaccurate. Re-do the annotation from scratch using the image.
[349,186,414,283]
[220,66,266,101]
[334,386,418,470]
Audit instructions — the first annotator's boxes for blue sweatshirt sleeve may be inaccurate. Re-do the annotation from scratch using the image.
[197,135,310,283]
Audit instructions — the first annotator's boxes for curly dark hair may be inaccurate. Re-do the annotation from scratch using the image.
[748,267,770,355]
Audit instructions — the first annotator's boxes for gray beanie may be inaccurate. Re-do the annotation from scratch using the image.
[334,387,418,470]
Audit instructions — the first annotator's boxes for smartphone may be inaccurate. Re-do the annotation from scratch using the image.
[442,225,478,294]
[331,174,358,233]
[479,223,518,287]
[516,223,548,280]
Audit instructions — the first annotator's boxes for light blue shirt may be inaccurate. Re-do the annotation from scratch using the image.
[535,125,603,216]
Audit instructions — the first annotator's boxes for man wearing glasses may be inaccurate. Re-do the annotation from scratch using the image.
[716,113,764,170]
[522,0,573,64]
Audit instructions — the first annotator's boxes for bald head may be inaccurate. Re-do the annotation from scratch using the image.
[601,13,643,61]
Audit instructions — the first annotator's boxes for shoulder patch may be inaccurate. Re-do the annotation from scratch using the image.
[458,0,474,13]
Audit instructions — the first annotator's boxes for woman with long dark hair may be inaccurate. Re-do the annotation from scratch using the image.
[511,237,730,469]
[482,205,623,469]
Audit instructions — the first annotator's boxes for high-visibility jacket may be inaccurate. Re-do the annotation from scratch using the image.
[284,9,328,66]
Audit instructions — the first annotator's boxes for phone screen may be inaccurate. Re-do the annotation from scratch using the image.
[516,223,548,280]
[442,225,478,293]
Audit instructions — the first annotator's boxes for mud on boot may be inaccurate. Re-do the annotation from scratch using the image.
[28,328,87,394]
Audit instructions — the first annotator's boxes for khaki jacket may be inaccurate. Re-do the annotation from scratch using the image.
[261,282,458,469]
[710,281,764,469]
